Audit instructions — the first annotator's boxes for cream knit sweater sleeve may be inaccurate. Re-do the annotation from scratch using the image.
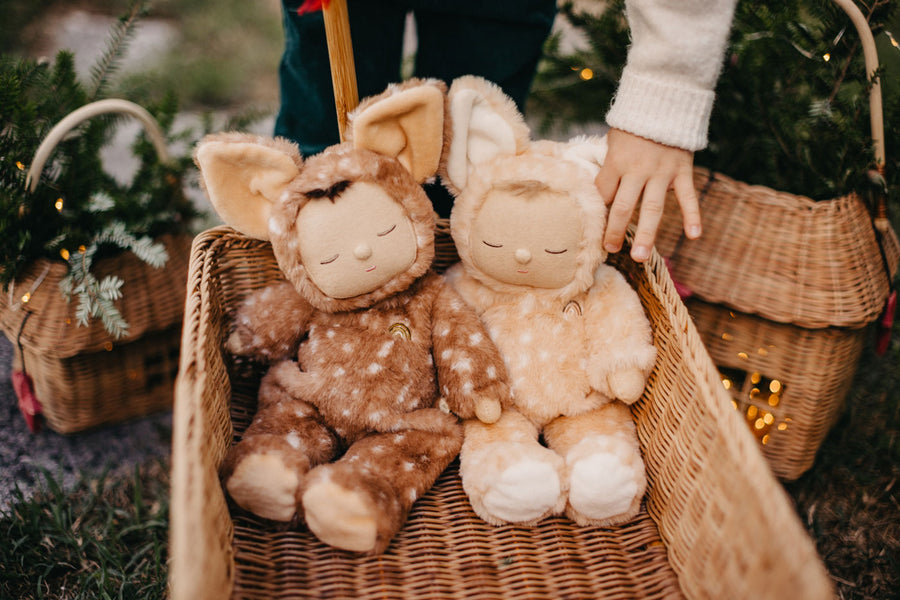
[605,0,738,151]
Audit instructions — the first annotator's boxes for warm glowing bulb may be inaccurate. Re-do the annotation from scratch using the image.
[60,249,70,260]
[16,161,25,170]
[823,53,831,62]
[888,31,899,48]
[580,68,594,80]
[55,198,64,211]
[21,292,31,304]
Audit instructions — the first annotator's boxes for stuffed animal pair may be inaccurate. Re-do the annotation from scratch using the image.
[195,76,655,554]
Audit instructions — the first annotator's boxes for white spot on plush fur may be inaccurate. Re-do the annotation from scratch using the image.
[377,341,394,358]
[468,333,483,345]
[438,398,451,413]
[441,350,453,361]
[403,461,415,471]
[327,329,336,338]
[408,489,418,503]
[268,215,284,236]
[286,432,302,449]
[367,363,383,375]
[334,367,346,377]
[461,381,474,394]
[342,409,351,417]
[452,357,473,373]
[486,366,497,379]
[439,327,450,337]
[342,343,353,353]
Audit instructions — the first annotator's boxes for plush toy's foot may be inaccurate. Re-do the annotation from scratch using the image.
[226,453,301,522]
[564,434,646,527]
[302,476,378,553]
[463,443,567,526]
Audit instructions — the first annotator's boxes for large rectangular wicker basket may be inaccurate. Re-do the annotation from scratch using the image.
[169,226,833,600]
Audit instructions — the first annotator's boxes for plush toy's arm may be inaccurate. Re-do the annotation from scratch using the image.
[226,282,314,361]
[431,278,511,424]
[442,264,490,315]
[584,265,657,404]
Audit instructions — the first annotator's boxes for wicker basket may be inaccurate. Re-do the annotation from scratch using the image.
[0,99,191,433]
[652,1,900,480]
[169,226,833,599]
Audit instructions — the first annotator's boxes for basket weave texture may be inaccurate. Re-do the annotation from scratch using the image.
[0,233,191,432]
[653,168,899,480]
[170,226,833,600]
[655,168,900,329]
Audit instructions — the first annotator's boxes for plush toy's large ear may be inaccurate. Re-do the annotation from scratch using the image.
[351,81,444,183]
[443,76,531,194]
[194,134,302,240]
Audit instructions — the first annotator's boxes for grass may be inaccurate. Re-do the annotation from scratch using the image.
[116,0,283,110]
[0,460,170,600]
[785,330,900,599]
[0,0,283,111]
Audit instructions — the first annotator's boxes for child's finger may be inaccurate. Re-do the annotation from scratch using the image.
[630,178,669,262]
[673,172,702,239]
[603,176,644,254]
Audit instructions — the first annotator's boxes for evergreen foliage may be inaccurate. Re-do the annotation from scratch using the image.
[531,0,900,202]
[0,1,197,337]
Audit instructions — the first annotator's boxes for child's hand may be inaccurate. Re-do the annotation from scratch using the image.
[595,128,701,262]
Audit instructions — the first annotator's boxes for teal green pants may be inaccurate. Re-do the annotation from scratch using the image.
[275,1,556,216]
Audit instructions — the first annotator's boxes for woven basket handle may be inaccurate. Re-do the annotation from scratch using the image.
[322,0,359,141]
[833,0,885,170]
[25,98,171,194]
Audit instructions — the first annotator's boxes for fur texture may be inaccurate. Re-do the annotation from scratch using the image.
[198,80,511,555]
[441,76,655,527]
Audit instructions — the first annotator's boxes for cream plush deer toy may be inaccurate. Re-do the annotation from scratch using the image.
[194,79,511,555]
[441,76,656,527]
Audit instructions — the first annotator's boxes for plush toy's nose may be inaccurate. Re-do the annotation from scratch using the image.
[354,243,373,260]
[515,248,532,264]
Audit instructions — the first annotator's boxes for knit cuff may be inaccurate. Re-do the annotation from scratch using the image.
[605,69,715,152]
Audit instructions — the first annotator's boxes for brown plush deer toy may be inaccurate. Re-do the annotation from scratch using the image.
[194,79,510,555]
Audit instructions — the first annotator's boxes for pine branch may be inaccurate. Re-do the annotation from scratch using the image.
[88,0,148,100]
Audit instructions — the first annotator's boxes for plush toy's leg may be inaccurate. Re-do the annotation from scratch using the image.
[544,402,646,527]
[460,409,567,526]
[301,426,462,554]
[221,372,339,523]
